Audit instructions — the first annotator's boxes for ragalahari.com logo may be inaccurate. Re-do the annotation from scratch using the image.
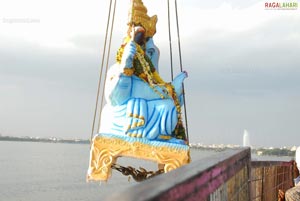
[265,1,298,10]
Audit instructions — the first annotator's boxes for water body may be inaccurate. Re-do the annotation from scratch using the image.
[0,141,291,201]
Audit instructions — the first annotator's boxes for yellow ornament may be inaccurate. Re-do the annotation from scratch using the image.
[128,0,157,38]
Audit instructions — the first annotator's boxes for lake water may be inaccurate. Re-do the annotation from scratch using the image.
[0,141,291,201]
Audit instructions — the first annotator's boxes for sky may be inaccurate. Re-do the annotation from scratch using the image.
[0,0,299,148]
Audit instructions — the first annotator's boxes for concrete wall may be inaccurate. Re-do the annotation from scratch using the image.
[104,148,251,201]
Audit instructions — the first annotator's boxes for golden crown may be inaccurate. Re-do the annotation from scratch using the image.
[128,0,157,38]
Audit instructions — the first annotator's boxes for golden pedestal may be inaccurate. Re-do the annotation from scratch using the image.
[87,133,190,181]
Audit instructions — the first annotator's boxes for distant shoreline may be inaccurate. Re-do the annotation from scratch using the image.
[0,135,89,144]
[0,135,296,157]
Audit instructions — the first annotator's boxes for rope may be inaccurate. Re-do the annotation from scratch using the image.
[167,0,174,80]
[90,0,114,145]
[97,0,117,132]
[175,0,189,143]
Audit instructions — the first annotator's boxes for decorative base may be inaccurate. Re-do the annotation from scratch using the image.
[87,133,191,181]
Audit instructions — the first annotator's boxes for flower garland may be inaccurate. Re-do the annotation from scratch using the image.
[135,44,167,99]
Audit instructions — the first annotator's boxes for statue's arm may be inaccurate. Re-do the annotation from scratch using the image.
[121,41,136,76]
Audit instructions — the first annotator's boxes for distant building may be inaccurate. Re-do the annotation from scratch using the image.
[243,129,251,147]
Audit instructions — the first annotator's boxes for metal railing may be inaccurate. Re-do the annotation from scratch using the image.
[250,161,294,201]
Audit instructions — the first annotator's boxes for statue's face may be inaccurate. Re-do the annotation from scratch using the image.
[146,38,160,70]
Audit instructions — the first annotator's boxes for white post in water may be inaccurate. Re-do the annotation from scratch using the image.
[243,129,251,147]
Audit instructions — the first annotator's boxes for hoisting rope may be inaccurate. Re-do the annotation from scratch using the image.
[175,0,189,144]
[167,0,189,144]
[97,0,117,133]
[167,0,174,80]
[90,0,116,146]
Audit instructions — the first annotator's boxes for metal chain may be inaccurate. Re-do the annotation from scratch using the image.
[111,163,164,182]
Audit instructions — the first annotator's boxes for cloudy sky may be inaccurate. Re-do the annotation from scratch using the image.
[0,0,299,147]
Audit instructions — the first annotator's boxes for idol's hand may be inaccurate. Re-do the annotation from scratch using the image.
[183,70,188,78]
[121,41,136,68]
